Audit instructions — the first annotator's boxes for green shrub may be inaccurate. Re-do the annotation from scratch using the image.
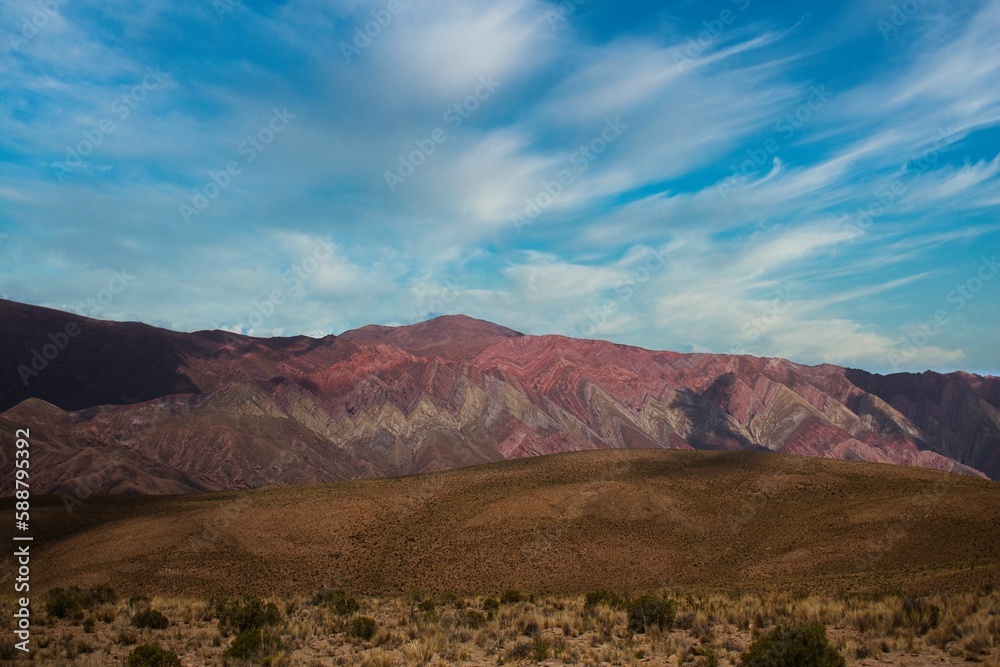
[214,596,281,634]
[584,589,624,609]
[348,616,378,642]
[457,609,487,628]
[44,588,82,620]
[131,609,170,630]
[84,584,118,606]
[500,589,524,605]
[224,629,282,661]
[43,585,118,621]
[311,589,360,616]
[902,597,941,635]
[627,595,676,633]
[483,597,500,613]
[126,643,181,667]
[740,622,845,667]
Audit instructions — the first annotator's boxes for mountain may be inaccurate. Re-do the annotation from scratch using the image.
[16,449,1000,597]
[0,298,998,494]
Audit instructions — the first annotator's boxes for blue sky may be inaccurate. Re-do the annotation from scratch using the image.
[1,0,998,375]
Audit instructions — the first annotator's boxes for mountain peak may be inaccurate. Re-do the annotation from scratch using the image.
[340,313,522,362]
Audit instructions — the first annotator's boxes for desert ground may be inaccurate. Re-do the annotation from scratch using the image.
[1,449,998,665]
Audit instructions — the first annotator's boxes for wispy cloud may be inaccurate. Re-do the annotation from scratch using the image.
[0,0,998,375]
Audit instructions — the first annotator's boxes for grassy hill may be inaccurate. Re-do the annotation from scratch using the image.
[5,449,999,599]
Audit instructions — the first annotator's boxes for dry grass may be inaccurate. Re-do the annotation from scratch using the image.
[3,589,998,666]
[11,450,1000,600]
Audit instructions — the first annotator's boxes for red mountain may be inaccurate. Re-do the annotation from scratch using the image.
[0,298,996,495]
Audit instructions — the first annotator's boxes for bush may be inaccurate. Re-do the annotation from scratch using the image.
[225,629,282,661]
[214,596,281,634]
[43,585,118,620]
[500,589,524,605]
[627,595,676,633]
[84,584,118,606]
[131,609,170,630]
[417,598,436,613]
[585,589,624,609]
[483,597,500,613]
[902,597,941,635]
[740,622,845,667]
[349,616,378,642]
[457,609,487,628]
[311,589,360,616]
[44,588,82,620]
[126,643,181,667]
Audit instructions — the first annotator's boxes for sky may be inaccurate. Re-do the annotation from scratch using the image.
[1,0,998,376]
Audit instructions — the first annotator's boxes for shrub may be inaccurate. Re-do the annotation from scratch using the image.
[311,589,360,616]
[457,609,487,628]
[225,629,282,661]
[126,643,181,667]
[417,598,436,613]
[214,596,281,634]
[84,584,118,606]
[483,597,500,613]
[627,595,676,633]
[500,589,524,605]
[131,609,170,630]
[740,622,845,667]
[44,588,82,620]
[584,589,624,609]
[901,597,941,635]
[349,616,378,642]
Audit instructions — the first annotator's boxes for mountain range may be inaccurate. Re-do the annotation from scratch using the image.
[1,298,998,495]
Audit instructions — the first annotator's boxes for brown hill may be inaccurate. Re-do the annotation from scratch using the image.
[7,450,999,598]
[0,298,998,495]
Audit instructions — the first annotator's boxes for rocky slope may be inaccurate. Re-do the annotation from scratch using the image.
[0,298,997,494]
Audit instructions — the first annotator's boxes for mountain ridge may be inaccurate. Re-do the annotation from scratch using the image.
[0,298,997,494]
